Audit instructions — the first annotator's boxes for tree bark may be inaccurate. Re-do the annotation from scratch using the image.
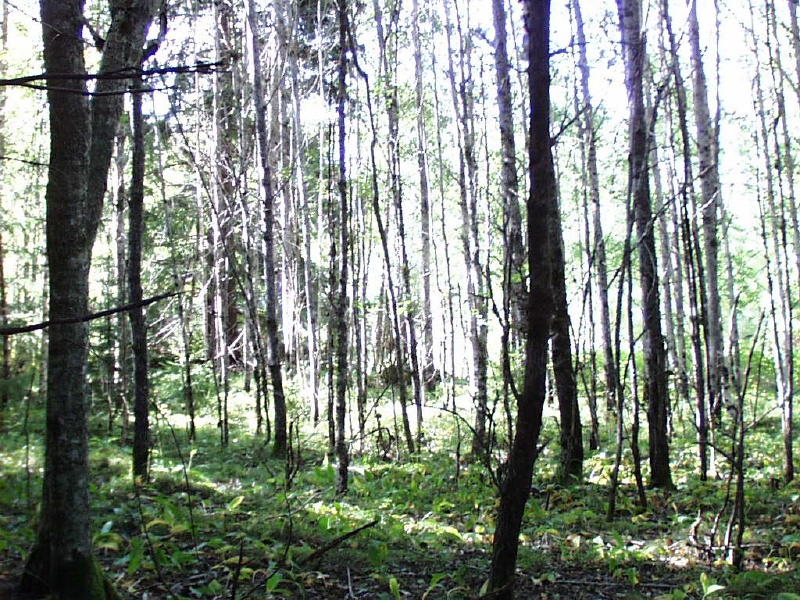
[488,0,554,595]
[247,0,288,458]
[334,0,350,494]
[129,75,150,482]
[0,0,8,409]
[573,0,616,417]
[20,1,155,597]
[549,192,583,483]
[615,0,672,489]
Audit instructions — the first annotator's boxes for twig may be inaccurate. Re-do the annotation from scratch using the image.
[297,519,379,566]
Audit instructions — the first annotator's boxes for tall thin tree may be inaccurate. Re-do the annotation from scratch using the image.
[615,0,672,489]
[20,1,155,596]
[488,0,555,595]
[247,0,288,458]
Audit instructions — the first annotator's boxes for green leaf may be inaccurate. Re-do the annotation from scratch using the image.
[389,576,401,600]
[422,573,447,599]
[266,572,283,593]
[227,495,245,511]
[127,538,144,575]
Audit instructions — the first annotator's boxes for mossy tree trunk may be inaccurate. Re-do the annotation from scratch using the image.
[19,1,155,597]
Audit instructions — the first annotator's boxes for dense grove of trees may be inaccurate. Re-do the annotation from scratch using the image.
[0,0,798,596]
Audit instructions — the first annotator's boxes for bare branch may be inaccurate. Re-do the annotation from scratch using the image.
[0,61,225,89]
[0,291,178,336]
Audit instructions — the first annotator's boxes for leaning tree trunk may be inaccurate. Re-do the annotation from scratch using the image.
[615,0,672,489]
[488,0,554,596]
[20,1,155,597]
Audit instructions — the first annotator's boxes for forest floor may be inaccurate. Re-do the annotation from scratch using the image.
[1,409,799,599]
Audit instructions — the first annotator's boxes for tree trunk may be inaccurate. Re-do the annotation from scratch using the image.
[334,0,351,494]
[247,0,288,458]
[0,0,8,409]
[687,0,724,427]
[442,0,489,458]
[659,0,711,477]
[488,0,554,595]
[549,192,583,483]
[129,75,150,482]
[411,0,437,394]
[20,1,154,597]
[615,0,672,489]
[573,0,616,417]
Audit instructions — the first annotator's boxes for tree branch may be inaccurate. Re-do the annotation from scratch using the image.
[297,519,379,566]
[0,291,178,336]
[0,61,224,89]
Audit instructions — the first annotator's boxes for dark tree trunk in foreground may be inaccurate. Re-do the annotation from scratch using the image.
[334,0,351,494]
[19,1,155,598]
[616,0,673,489]
[129,76,150,482]
[488,0,554,595]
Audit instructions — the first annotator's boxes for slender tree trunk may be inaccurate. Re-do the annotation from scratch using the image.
[750,1,795,483]
[334,0,351,494]
[550,191,583,483]
[129,76,150,482]
[20,1,154,596]
[493,0,530,447]
[616,0,672,489]
[764,0,795,483]
[112,138,131,442]
[493,0,526,336]
[488,1,554,595]
[443,0,489,458]
[247,0,288,458]
[660,0,710,475]
[372,0,424,448]
[0,0,8,408]
[688,0,724,427]
[411,0,438,393]
[573,0,616,417]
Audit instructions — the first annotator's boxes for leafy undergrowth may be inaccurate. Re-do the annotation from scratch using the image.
[1,412,799,599]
